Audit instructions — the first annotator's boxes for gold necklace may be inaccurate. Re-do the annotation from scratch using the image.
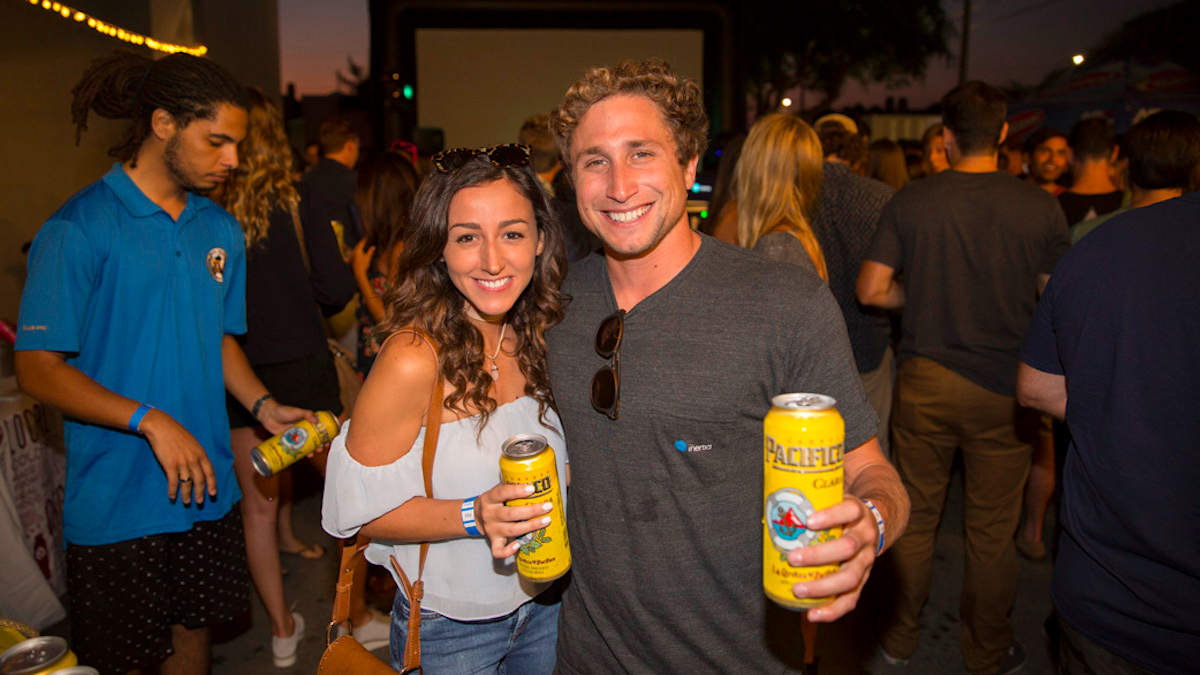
[484,322,507,381]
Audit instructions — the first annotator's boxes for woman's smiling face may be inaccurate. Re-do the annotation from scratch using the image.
[442,177,544,321]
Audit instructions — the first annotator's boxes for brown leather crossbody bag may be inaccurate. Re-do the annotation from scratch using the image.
[318,333,445,674]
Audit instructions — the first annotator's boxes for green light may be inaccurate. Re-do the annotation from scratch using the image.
[402,84,414,100]
[700,210,708,219]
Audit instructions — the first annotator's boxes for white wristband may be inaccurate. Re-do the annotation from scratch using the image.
[461,496,483,537]
[862,498,885,556]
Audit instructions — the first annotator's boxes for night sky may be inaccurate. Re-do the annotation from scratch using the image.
[279,0,1175,107]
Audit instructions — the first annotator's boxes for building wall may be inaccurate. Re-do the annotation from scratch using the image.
[0,0,278,323]
[415,28,703,150]
[194,0,281,101]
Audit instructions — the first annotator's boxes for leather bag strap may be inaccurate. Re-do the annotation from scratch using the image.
[399,329,442,671]
[288,203,313,275]
[326,330,443,654]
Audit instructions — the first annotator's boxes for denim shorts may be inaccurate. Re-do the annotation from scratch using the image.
[390,588,560,674]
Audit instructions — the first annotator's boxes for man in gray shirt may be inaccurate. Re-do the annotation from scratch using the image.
[539,59,909,673]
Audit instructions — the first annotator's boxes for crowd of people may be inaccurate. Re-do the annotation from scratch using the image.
[11,48,1199,675]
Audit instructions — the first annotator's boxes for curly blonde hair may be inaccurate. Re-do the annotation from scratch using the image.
[550,59,708,173]
[736,114,827,281]
[211,87,299,249]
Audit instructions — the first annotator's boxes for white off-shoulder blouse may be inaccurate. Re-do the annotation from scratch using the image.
[322,396,568,620]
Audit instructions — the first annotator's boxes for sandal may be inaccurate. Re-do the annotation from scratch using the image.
[279,541,326,560]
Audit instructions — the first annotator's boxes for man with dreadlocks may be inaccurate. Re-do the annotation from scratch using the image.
[14,51,311,675]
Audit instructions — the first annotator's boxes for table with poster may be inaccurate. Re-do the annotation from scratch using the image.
[0,377,67,629]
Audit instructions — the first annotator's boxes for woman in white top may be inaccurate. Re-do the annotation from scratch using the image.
[323,144,568,673]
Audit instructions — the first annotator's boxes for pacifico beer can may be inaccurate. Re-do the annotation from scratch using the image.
[250,410,338,477]
[763,393,845,610]
[0,635,79,674]
[499,433,571,582]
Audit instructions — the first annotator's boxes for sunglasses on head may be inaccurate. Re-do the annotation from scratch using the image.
[591,309,625,420]
[432,144,532,174]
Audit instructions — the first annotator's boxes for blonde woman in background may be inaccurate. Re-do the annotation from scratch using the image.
[736,114,828,281]
[868,138,911,191]
[211,88,388,667]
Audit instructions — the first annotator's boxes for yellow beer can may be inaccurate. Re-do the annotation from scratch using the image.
[0,635,78,674]
[499,433,571,582]
[250,410,339,477]
[763,393,845,610]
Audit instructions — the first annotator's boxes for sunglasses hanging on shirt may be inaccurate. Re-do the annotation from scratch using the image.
[591,309,625,420]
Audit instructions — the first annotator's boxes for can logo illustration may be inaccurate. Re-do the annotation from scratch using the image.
[767,488,818,547]
[500,433,571,583]
[763,393,845,611]
[250,410,338,477]
[281,427,308,452]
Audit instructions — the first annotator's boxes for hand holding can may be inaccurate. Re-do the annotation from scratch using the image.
[250,410,338,477]
[499,433,571,582]
[763,393,845,611]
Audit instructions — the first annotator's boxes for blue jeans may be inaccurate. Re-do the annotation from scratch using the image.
[389,592,560,674]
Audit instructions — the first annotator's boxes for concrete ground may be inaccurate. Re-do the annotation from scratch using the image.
[47,462,1058,674]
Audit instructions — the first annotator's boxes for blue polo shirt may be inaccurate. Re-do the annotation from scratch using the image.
[16,164,246,545]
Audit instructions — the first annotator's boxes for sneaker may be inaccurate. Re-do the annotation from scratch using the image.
[344,607,390,651]
[994,640,1027,675]
[272,612,304,668]
[864,644,909,672]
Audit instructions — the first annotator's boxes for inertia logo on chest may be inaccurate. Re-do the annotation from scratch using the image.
[674,439,713,453]
[206,247,227,282]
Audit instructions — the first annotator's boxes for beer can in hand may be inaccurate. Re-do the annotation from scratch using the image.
[250,410,338,477]
[500,433,571,582]
[763,393,845,610]
[0,635,78,674]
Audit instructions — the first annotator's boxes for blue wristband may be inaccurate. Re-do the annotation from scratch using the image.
[461,496,483,537]
[862,499,885,556]
[128,403,154,433]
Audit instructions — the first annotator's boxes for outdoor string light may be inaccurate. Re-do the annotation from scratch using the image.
[21,0,208,57]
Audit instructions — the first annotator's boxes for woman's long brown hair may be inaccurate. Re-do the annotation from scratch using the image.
[377,157,567,430]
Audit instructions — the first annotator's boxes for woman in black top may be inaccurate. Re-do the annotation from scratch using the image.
[211,88,361,667]
[349,151,420,375]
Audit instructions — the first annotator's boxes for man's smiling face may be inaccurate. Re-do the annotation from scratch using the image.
[1031,136,1069,184]
[568,94,697,259]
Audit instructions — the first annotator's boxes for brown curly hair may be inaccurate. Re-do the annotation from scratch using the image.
[550,59,708,174]
[377,158,567,430]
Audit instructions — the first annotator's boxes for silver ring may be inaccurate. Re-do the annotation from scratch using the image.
[180,477,193,483]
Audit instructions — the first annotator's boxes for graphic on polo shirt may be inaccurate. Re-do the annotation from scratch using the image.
[207,247,227,282]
